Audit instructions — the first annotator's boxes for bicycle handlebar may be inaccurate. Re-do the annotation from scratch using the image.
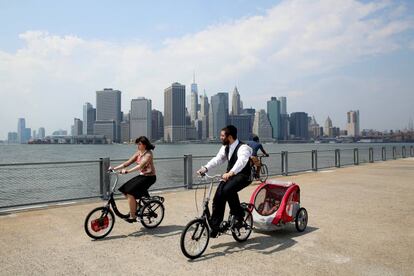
[107,168,119,174]
[198,173,222,181]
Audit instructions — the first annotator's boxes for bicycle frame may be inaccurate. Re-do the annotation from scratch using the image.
[198,173,221,218]
[103,170,130,218]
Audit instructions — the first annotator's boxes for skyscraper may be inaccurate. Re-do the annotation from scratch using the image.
[229,115,252,141]
[7,132,18,143]
[83,102,96,135]
[253,110,273,140]
[120,121,130,143]
[130,97,152,140]
[190,74,198,122]
[267,97,281,139]
[324,116,333,137]
[38,127,45,139]
[309,116,322,139]
[209,92,229,139]
[96,88,121,142]
[164,82,186,142]
[152,109,164,141]
[94,121,116,143]
[73,118,83,136]
[347,110,360,137]
[17,118,25,143]
[231,86,241,115]
[279,114,290,140]
[199,91,209,140]
[17,118,30,143]
[279,96,287,115]
[289,112,309,140]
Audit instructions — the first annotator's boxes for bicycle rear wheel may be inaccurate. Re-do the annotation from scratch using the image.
[84,206,115,239]
[259,164,268,182]
[140,199,164,228]
[180,219,210,259]
[232,206,253,242]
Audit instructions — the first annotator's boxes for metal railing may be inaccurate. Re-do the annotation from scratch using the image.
[0,144,413,209]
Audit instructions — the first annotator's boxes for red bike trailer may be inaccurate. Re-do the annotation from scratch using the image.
[249,179,308,232]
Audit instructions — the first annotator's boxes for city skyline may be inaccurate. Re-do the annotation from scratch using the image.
[4,85,413,142]
[1,0,414,139]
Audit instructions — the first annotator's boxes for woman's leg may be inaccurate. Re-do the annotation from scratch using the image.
[126,194,137,219]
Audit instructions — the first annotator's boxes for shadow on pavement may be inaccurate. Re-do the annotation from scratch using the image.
[129,224,184,238]
[189,226,318,262]
[91,225,184,242]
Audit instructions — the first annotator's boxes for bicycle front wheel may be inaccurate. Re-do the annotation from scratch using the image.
[180,219,210,259]
[84,206,115,239]
[140,199,165,229]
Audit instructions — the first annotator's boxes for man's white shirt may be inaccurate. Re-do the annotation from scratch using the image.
[204,139,252,175]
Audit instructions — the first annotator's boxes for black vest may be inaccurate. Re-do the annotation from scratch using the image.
[225,141,251,176]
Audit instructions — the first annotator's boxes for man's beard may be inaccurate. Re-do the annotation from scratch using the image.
[221,137,229,145]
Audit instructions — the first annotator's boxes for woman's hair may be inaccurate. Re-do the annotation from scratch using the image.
[135,136,155,150]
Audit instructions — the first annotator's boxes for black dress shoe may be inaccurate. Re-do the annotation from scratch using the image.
[210,229,219,238]
[233,217,244,229]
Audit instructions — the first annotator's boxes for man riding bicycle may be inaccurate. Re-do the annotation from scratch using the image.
[197,125,252,238]
[247,135,269,178]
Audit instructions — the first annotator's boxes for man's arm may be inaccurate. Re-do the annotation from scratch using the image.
[259,144,269,156]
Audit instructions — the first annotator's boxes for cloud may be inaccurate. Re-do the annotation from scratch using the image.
[0,0,413,138]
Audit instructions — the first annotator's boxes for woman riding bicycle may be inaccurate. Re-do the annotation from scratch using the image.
[110,136,156,223]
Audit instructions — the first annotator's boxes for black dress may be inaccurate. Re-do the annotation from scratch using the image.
[118,175,156,198]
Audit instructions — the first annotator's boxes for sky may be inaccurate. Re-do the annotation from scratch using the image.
[1,0,414,139]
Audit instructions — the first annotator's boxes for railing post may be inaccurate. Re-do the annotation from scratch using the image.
[99,157,110,199]
[184,154,193,189]
[411,146,414,157]
[311,150,318,171]
[393,146,396,159]
[354,148,359,165]
[402,146,406,158]
[335,149,341,168]
[382,147,386,161]
[281,151,288,176]
[369,147,374,163]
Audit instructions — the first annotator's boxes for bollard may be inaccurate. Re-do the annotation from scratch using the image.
[382,147,386,161]
[402,146,406,158]
[99,157,111,199]
[369,147,374,163]
[354,148,359,165]
[393,146,396,159]
[335,149,341,168]
[184,155,193,189]
[281,151,288,176]
[411,146,414,157]
[311,150,318,171]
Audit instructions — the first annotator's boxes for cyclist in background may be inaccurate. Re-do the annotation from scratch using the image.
[247,135,269,178]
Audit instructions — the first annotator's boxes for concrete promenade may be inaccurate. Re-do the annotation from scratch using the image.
[0,158,413,275]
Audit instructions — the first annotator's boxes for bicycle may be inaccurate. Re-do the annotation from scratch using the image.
[251,154,269,182]
[180,173,253,259]
[84,169,165,239]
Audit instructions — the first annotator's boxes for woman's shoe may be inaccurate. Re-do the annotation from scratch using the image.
[124,217,137,223]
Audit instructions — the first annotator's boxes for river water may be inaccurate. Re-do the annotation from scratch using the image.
[0,143,412,208]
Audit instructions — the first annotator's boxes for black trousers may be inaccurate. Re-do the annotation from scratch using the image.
[210,174,251,230]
